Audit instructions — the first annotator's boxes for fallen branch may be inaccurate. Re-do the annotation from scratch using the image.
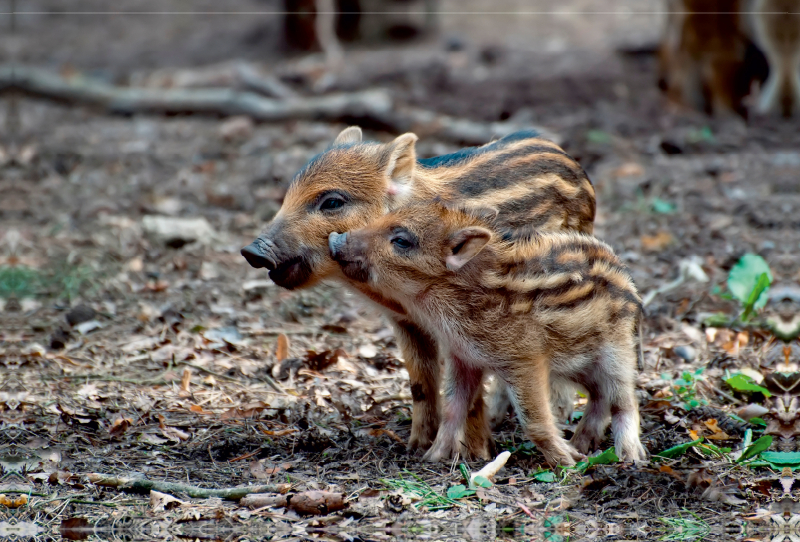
[0,65,391,122]
[86,473,290,500]
[241,490,346,515]
[0,65,560,145]
[130,61,297,99]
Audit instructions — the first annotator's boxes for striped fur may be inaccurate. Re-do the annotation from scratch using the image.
[242,126,595,458]
[330,202,647,465]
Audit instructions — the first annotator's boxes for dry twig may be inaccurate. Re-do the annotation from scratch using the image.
[86,473,290,500]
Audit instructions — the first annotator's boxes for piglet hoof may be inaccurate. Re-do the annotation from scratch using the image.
[616,441,648,462]
[422,436,462,463]
[407,419,438,453]
[407,433,433,453]
[466,436,493,461]
[465,424,494,461]
[541,439,584,467]
[570,429,605,456]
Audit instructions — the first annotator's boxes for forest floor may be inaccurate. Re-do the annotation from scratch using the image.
[2,2,799,541]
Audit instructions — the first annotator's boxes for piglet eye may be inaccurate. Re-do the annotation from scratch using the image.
[391,236,412,250]
[319,197,345,211]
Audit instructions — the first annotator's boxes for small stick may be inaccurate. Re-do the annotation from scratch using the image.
[518,503,537,520]
[86,474,290,500]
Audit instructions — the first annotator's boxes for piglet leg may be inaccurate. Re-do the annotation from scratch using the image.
[392,318,441,452]
[504,360,583,467]
[424,357,484,462]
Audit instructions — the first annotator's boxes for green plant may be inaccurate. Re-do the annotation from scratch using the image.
[724,373,771,398]
[664,368,708,411]
[531,468,557,483]
[737,435,772,463]
[655,438,731,460]
[686,126,715,143]
[570,447,619,473]
[706,253,773,326]
[620,188,676,216]
[381,471,464,510]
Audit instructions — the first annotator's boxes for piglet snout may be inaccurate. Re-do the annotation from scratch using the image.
[328,232,348,260]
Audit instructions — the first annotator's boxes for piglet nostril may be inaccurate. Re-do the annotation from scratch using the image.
[328,232,348,259]
[241,240,276,270]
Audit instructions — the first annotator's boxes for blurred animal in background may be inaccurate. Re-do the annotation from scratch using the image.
[282,0,439,51]
[658,0,800,117]
[282,0,438,89]
[658,0,767,117]
[751,0,800,116]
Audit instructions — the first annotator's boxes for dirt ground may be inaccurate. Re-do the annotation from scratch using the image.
[2,2,799,541]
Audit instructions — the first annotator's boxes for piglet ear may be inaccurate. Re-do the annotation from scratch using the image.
[445,227,492,271]
[333,126,363,145]
[383,133,418,193]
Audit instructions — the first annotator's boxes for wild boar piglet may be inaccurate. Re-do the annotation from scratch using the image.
[329,202,647,466]
[241,127,596,457]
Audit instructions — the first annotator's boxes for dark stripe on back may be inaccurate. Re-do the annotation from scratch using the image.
[456,153,584,197]
[417,129,545,169]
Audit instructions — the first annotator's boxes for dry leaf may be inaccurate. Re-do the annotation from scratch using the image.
[140,433,169,445]
[614,162,645,177]
[150,490,185,512]
[221,401,269,420]
[640,231,674,252]
[189,404,214,415]
[703,419,732,440]
[161,426,191,442]
[109,417,133,437]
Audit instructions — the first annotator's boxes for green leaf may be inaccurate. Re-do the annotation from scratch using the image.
[587,448,619,466]
[703,312,732,328]
[737,435,773,463]
[656,438,704,458]
[458,463,470,484]
[727,254,772,310]
[725,374,772,398]
[586,129,612,144]
[743,272,771,319]
[759,451,800,468]
[651,198,676,214]
[697,442,730,457]
[472,475,493,488]
[446,485,475,499]
[532,470,556,483]
[687,125,715,143]
[749,417,767,427]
